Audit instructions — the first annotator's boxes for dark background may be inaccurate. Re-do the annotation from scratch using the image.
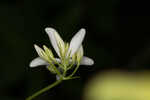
[0,0,150,100]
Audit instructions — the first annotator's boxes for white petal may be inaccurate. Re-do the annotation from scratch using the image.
[29,57,48,68]
[80,56,94,65]
[55,58,61,63]
[68,28,86,57]
[45,27,65,57]
[77,45,84,57]
[29,57,61,68]
[34,44,43,57]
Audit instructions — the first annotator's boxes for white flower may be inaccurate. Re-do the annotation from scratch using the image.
[29,27,94,70]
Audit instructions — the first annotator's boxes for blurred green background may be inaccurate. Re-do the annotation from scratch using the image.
[0,0,150,100]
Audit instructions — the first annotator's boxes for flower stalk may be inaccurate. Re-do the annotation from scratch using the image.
[26,79,63,100]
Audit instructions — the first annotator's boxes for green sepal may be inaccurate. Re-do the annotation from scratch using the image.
[46,65,56,74]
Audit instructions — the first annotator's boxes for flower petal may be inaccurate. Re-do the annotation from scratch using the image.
[55,58,61,63]
[29,57,48,68]
[68,28,86,57]
[80,56,94,65]
[29,57,61,68]
[34,44,43,57]
[77,45,84,57]
[45,27,65,57]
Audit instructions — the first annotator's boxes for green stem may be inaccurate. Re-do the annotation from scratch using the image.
[26,79,62,100]
[67,63,74,70]
[68,63,80,78]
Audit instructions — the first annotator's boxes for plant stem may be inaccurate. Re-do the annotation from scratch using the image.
[68,63,80,78]
[26,79,63,100]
